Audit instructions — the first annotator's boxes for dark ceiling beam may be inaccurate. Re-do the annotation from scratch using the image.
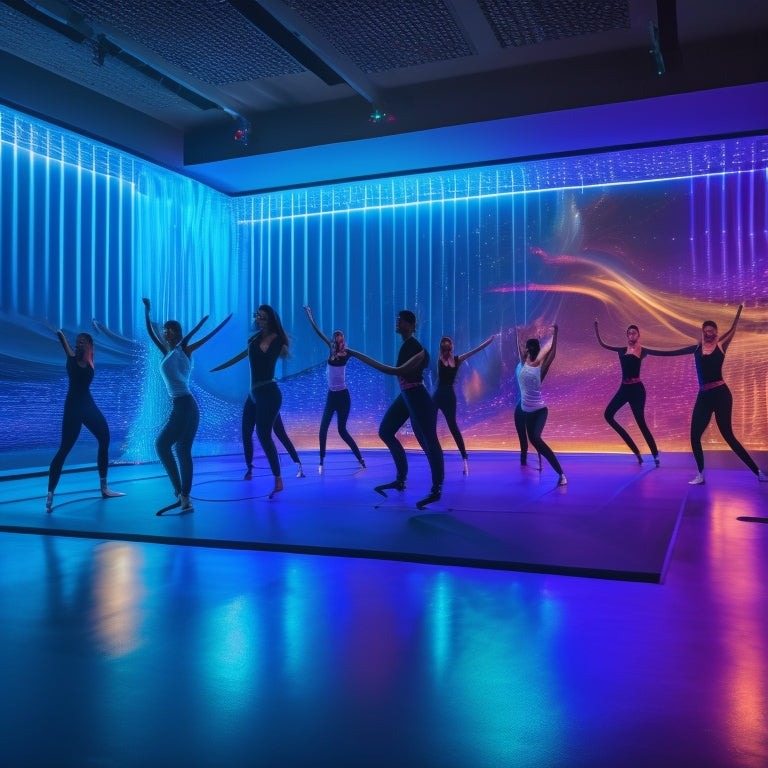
[229,0,386,108]
[1,0,247,118]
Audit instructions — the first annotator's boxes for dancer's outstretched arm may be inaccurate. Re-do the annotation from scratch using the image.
[718,303,743,352]
[185,313,233,354]
[303,305,331,348]
[142,298,167,354]
[540,325,558,381]
[594,320,624,352]
[55,329,74,357]
[347,348,425,376]
[210,332,257,372]
[455,335,495,365]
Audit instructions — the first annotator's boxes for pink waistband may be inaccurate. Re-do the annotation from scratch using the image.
[399,380,423,391]
[700,380,725,392]
[622,377,642,385]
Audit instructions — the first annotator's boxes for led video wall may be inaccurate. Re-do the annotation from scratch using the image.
[1,103,766,471]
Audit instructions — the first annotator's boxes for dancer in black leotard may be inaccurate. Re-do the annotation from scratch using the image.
[348,310,442,509]
[304,306,365,474]
[46,330,124,512]
[433,334,494,475]
[143,299,230,513]
[515,325,566,487]
[594,320,664,466]
[212,305,291,498]
[654,304,767,485]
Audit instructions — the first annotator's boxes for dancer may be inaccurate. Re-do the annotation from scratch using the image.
[515,325,567,487]
[46,329,124,513]
[433,334,494,475]
[303,306,365,473]
[653,305,767,485]
[594,320,661,466]
[211,304,292,498]
[143,298,230,514]
[349,310,443,510]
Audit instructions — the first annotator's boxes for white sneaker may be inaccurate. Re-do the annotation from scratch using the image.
[296,463,306,478]
[179,493,194,513]
[688,473,705,485]
[318,464,324,475]
[557,474,567,487]
[462,458,469,476]
[758,470,768,483]
[45,492,53,513]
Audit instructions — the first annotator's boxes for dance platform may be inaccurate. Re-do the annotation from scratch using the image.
[6,448,764,585]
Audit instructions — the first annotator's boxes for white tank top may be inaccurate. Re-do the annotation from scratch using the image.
[516,362,545,412]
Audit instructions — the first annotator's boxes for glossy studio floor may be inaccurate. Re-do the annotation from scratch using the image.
[1,446,767,768]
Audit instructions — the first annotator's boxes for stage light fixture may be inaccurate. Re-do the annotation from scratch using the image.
[648,21,666,76]
[369,108,395,124]
[234,118,252,146]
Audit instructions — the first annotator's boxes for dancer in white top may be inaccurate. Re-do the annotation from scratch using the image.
[515,325,566,487]
[304,306,365,473]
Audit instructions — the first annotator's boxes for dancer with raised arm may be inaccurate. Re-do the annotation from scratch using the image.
[434,334,494,475]
[515,325,567,487]
[349,310,443,510]
[594,320,661,466]
[304,306,365,473]
[46,329,124,512]
[143,298,231,514]
[652,304,767,485]
[211,304,292,498]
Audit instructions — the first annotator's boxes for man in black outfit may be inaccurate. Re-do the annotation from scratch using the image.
[375,310,444,509]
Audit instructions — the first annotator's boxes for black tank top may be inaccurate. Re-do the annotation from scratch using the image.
[694,345,725,386]
[437,358,459,387]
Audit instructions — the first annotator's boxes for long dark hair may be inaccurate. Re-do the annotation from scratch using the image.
[258,304,290,357]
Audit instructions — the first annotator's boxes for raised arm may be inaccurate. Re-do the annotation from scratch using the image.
[643,343,698,357]
[142,298,167,354]
[303,305,331,348]
[514,327,525,366]
[594,319,623,352]
[718,303,743,352]
[539,325,558,381]
[55,329,74,357]
[347,348,426,376]
[184,313,233,355]
[455,335,494,365]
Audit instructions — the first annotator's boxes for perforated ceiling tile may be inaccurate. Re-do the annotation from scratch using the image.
[284,0,473,73]
[68,0,303,85]
[0,4,204,123]
[479,0,631,48]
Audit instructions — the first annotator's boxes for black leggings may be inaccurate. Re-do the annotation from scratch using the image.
[379,386,444,489]
[433,384,467,458]
[156,394,200,496]
[518,406,563,476]
[48,399,110,492]
[273,413,300,464]
[319,388,362,462]
[690,384,759,474]
[604,381,658,457]
[243,382,282,476]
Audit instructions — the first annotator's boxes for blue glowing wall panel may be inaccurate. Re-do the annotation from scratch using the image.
[1,101,766,473]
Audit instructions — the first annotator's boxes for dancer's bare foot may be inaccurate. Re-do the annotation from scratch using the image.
[269,476,284,499]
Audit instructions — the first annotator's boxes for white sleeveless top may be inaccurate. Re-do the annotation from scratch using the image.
[160,345,192,398]
[516,362,545,412]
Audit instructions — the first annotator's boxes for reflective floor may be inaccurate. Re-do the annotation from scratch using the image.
[1,451,767,768]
